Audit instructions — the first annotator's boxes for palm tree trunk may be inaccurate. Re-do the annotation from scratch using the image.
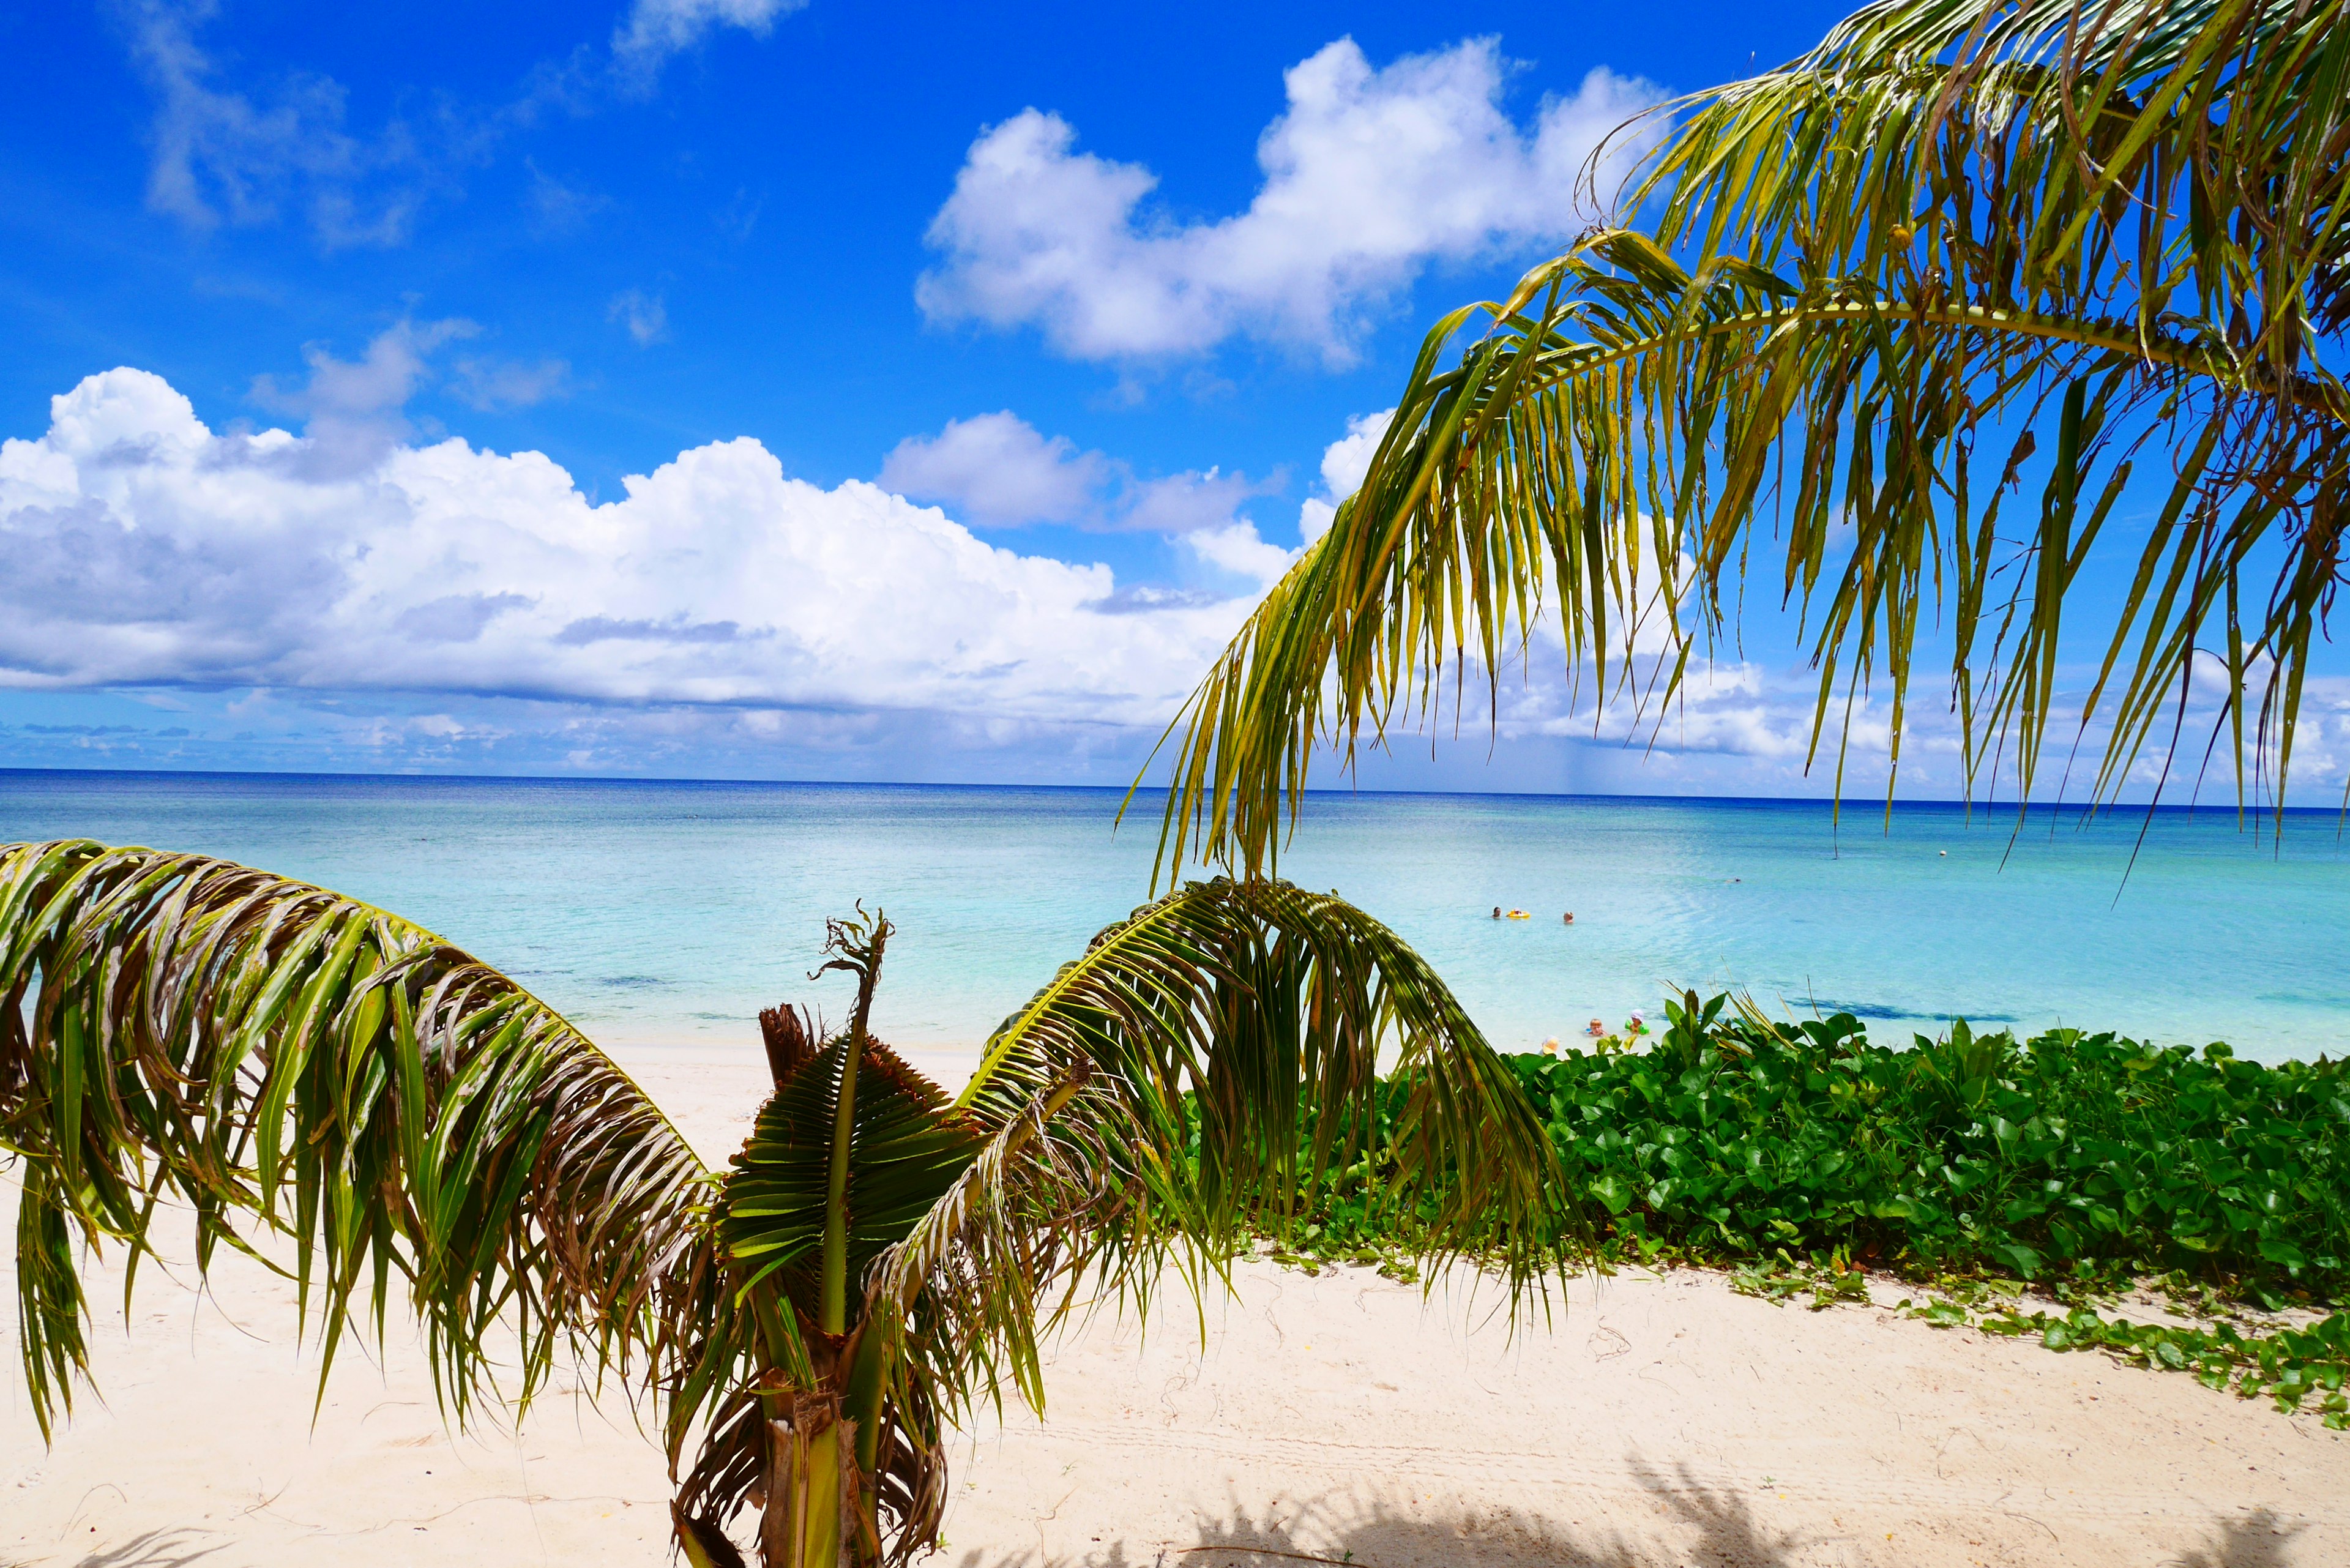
[757,1387,854,1566]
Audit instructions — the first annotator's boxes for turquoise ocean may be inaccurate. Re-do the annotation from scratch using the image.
[1,769,2342,1063]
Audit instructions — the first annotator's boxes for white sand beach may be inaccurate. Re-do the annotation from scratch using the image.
[6,1047,2344,1567]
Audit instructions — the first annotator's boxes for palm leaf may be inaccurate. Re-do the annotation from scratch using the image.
[6,848,1564,1568]
[718,1037,986,1330]
[0,838,725,1449]
[1151,0,2350,876]
[876,876,1565,1437]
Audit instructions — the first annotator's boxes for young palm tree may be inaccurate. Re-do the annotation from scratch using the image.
[1152,0,2349,878]
[0,838,1556,1566]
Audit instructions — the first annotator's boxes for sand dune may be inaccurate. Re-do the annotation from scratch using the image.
[6,1048,2344,1566]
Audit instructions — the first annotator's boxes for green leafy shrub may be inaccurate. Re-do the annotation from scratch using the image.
[1504,994,2350,1304]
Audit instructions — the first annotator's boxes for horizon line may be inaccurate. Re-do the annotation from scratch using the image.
[1,762,2337,818]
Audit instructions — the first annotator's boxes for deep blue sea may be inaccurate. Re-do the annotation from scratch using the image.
[1,770,2342,1062]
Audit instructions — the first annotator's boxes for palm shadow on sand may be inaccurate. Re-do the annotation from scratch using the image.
[950,1463,2317,1568]
[2170,1507,2305,1568]
[950,1459,1804,1567]
[64,1528,223,1568]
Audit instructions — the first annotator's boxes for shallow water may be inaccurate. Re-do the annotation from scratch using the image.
[1,769,2341,1061]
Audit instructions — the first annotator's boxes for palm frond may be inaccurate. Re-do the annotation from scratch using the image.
[1154,0,2350,876]
[673,1032,983,1556]
[875,877,1564,1439]
[719,1037,985,1336]
[0,838,723,1444]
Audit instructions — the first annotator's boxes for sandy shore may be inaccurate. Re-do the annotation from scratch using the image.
[6,1045,2346,1566]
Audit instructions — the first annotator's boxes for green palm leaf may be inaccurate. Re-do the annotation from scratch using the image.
[720,1034,987,1324]
[1152,0,2350,877]
[878,877,1564,1433]
[681,878,1566,1562]
[0,838,723,1444]
[676,1021,985,1565]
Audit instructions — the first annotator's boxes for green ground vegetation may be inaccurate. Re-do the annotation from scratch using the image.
[1515,996,2346,1298]
[1273,995,2350,1425]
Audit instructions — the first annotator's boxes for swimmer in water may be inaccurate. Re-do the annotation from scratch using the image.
[1491,905,1502,919]
[1563,911,1575,924]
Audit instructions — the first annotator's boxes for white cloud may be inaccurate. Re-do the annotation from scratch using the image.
[1319,408,1394,499]
[609,289,670,346]
[1299,406,1395,543]
[1299,498,1339,545]
[119,0,794,245]
[450,356,572,411]
[123,0,436,248]
[613,0,805,75]
[878,412,1280,534]
[0,369,1264,729]
[919,38,1664,364]
[249,319,479,474]
[879,412,1108,527]
[1180,522,1295,589]
[1121,468,1280,536]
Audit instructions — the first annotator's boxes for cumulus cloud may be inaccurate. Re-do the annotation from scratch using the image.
[1299,406,1395,543]
[879,411,1282,536]
[1318,407,1394,499]
[1179,521,1295,589]
[0,368,1267,728]
[1122,469,1281,536]
[2,373,1959,787]
[248,318,479,474]
[879,412,1108,527]
[919,38,1664,364]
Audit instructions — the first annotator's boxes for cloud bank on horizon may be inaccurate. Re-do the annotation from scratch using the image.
[0,365,1278,726]
[0,357,1991,791]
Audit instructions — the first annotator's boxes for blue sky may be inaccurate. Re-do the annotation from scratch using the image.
[6,0,2315,801]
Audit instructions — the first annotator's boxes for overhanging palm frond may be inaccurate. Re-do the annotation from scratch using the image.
[0,838,722,1443]
[1152,0,2350,878]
